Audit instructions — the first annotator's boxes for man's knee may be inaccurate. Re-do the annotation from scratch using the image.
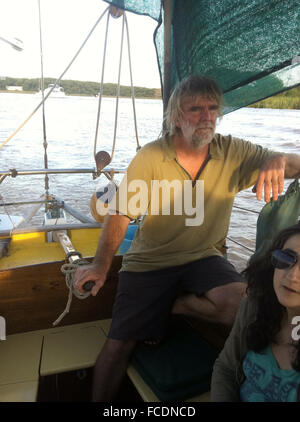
[207,282,246,325]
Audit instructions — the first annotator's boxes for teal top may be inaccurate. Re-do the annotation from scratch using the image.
[240,346,300,402]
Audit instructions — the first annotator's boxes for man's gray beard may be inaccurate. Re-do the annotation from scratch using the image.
[191,131,215,149]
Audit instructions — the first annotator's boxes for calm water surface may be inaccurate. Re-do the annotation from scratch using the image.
[0,93,299,270]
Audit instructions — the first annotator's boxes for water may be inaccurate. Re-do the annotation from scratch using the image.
[0,93,299,270]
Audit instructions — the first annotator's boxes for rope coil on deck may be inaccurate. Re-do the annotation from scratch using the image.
[53,259,92,326]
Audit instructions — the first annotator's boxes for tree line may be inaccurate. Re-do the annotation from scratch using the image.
[0,77,162,99]
[1,77,299,109]
[250,86,300,110]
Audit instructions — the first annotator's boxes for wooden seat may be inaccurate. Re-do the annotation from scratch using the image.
[0,331,43,402]
[40,321,107,376]
[0,317,215,402]
[0,320,110,402]
[0,381,39,402]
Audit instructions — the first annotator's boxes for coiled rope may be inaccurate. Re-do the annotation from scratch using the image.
[53,260,92,326]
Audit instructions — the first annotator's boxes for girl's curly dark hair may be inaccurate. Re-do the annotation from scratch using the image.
[242,222,300,371]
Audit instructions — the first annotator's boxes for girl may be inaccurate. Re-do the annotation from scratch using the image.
[211,222,300,402]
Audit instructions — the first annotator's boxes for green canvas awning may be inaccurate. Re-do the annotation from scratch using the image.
[104,0,300,114]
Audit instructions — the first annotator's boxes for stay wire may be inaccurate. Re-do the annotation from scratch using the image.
[94,10,111,159]
[94,9,140,164]
[111,13,126,163]
[0,6,110,151]
[37,0,49,200]
[124,13,140,151]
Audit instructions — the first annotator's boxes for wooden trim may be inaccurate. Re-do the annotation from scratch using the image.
[0,256,122,335]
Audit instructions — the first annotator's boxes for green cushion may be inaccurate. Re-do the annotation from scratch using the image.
[131,319,218,401]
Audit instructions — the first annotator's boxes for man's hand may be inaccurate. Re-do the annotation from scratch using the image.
[74,263,106,297]
[253,154,287,202]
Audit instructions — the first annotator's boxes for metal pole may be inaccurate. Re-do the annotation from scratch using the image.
[0,36,23,51]
[54,196,95,224]
[163,0,172,116]
[0,167,127,178]
[0,222,103,238]
[37,0,50,201]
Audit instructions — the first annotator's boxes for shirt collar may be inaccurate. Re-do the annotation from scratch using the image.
[162,133,224,161]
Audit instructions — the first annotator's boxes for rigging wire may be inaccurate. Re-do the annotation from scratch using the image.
[37,0,49,200]
[124,13,140,151]
[0,5,110,151]
[233,205,259,214]
[93,11,111,159]
[226,236,255,253]
[110,12,126,163]
[93,7,141,163]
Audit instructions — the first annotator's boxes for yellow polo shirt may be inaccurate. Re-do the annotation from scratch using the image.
[112,134,274,272]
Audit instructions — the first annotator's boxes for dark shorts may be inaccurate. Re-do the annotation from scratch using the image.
[108,256,245,341]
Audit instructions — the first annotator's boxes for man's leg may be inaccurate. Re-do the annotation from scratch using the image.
[93,269,181,401]
[172,281,246,329]
[92,338,137,402]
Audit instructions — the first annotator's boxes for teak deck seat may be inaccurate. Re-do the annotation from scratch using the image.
[0,320,108,402]
[0,317,221,402]
[40,321,107,376]
[0,331,43,402]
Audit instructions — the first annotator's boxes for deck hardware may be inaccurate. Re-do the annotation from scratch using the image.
[52,231,95,326]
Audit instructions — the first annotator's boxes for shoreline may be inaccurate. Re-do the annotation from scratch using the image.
[1,90,299,110]
[0,90,162,100]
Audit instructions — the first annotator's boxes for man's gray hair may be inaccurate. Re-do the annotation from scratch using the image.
[163,75,223,136]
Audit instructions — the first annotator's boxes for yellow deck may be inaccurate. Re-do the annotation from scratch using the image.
[0,227,102,270]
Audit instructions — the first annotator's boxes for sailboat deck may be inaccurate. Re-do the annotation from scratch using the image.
[0,319,109,402]
[0,318,212,402]
[0,227,102,270]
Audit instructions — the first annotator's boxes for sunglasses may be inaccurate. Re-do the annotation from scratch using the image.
[271,249,298,269]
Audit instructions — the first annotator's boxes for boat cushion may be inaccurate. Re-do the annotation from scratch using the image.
[130,318,218,401]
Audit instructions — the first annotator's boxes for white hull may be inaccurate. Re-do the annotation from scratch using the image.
[36,84,66,97]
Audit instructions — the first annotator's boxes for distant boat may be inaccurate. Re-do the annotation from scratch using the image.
[36,83,66,97]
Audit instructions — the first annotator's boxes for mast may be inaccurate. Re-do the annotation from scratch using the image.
[163,0,172,115]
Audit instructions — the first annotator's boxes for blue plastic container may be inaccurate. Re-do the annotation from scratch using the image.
[118,224,138,254]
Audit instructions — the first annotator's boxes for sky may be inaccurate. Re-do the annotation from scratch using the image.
[0,0,161,88]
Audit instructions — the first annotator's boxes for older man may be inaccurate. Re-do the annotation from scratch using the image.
[75,75,300,401]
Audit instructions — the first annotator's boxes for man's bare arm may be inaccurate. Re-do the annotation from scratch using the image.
[74,213,130,296]
[284,153,300,179]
